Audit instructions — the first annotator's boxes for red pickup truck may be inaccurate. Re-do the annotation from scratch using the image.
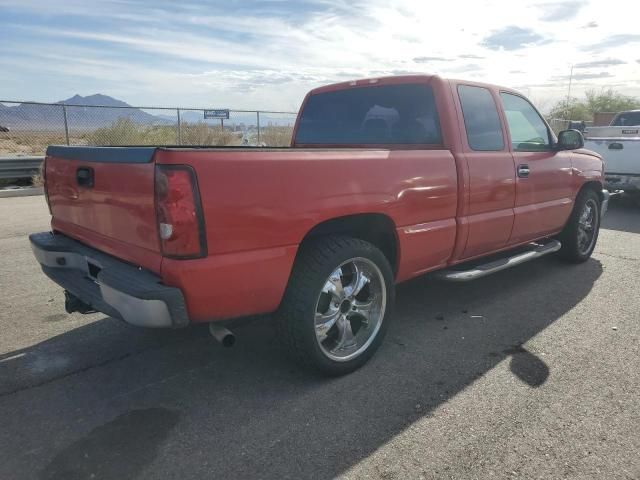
[31,75,609,375]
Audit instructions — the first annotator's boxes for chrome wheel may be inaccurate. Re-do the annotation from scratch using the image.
[314,257,386,362]
[577,198,598,255]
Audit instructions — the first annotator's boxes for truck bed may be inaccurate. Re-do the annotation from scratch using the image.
[44,144,458,297]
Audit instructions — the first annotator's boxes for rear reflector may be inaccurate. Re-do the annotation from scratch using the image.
[155,165,207,258]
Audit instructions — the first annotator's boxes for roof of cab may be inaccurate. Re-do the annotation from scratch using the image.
[309,74,438,95]
[308,74,523,98]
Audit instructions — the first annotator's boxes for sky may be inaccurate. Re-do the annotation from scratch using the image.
[1,0,639,113]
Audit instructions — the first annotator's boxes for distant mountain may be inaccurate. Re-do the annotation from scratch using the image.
[0,94,171,131]
[156,111,204,124]
[58,94,131,107]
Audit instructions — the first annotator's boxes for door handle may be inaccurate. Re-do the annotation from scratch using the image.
[517,164,530,178]
[608,142,623,150]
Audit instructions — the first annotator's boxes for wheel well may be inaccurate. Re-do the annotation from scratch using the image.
[579,181,603,201]
[299,214,399,273]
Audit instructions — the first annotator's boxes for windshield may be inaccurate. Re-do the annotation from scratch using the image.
[611,111,640,126]
[295,84,442,145]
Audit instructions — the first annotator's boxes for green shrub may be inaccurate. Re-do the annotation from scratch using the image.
[84,118,239,146]
[180,122,237,146]
[260,126,293,146]
[85,118,176,145]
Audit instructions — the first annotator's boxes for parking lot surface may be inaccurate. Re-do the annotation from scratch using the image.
[0,195,638,480]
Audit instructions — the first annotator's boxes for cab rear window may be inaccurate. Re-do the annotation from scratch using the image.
[611,111,640,126]
[295,84,442,145]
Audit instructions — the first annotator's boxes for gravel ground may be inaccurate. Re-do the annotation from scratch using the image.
[0,195,638,480]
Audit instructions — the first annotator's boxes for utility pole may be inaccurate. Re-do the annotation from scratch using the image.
[565,64,574,121]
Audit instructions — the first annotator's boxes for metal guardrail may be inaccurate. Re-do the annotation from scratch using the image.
[0,156,43,179]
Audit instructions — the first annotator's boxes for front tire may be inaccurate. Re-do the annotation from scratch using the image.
[277,236,395,376]
[558,189,601,263]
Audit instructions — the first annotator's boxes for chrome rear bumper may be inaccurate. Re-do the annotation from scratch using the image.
[605,174,640,193]
[30,232,188,328]
[601,189,610,217]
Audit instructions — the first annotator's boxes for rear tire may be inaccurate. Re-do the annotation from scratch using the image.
[558,189,601,263]
[276,235,395,376]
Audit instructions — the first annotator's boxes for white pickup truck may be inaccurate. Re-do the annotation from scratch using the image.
[584,110,640,194]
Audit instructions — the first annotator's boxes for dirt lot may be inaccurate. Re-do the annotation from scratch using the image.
[0,195,638,479]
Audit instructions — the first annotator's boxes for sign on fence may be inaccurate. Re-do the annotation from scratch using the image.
[203,109,230,119]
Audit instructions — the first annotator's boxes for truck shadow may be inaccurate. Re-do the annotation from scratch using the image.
[602,194,640,234]
[1,257,602,480]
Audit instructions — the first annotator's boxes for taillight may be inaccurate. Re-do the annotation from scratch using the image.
[154,165,207,258]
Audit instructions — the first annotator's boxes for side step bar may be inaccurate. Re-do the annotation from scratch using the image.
[436,240,562,282]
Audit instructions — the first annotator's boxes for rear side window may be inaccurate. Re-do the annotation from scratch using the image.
[611,111,640,126]
[294,84,442,145]
[457,85,504,151]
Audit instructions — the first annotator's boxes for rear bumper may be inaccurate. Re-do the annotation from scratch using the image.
[605,174,640,192]
[601,189,610,216]
[29,232,188,328]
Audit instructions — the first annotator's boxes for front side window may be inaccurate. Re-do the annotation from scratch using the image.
[500,93,551,151]
[457,85,504,151]
[294,84,442,145]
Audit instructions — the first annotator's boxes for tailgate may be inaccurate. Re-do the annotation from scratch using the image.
[584,138,640,176]
[45,146,162,273]
[585,126,640,138]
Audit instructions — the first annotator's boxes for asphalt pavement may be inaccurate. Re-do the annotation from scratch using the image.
[0,195,638,480]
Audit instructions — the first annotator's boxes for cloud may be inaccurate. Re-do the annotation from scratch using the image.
[413,56,452,63]
[538,1,584,21]
[573,72,614,80]
[2,0,639,109]
[334,71,369,78]
[552,72,614,81]
[515,83,556,88]
[510,70,525,74]
[446,63,483,73]
[574,58,625,68]
[582,34,640,51]
[482,26,550,50]
[388,69,426,75]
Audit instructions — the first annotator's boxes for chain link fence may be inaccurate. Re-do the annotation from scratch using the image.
[0,101,298,156]
[1,101,602,157]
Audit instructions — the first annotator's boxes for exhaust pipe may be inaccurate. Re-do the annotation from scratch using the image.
[208,323,236,348]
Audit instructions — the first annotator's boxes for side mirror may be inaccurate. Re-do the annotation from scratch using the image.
[556,129,584,150]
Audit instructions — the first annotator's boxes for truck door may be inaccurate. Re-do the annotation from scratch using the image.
[455,84,516,259]
[499,93,573,244]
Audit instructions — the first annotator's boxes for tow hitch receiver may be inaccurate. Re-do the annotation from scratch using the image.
[64,290,96,314]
